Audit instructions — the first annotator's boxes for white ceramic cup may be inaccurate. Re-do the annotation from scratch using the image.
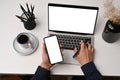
[16,33,32,49]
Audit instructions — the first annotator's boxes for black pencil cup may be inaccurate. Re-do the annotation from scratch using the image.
[16,4,36,30]
[21,12,36,30]
[102,20,120,43]
[23,18,36,30]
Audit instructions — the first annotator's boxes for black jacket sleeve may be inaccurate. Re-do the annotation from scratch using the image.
[31,66,50,80]
[31,62,102,80]
[81,62,103,80]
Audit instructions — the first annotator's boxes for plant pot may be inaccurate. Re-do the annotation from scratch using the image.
[102,20,120,43]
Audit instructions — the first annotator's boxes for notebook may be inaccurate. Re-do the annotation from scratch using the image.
[48,3,99,64]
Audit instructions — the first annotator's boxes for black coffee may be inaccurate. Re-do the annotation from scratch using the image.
[17,35,29,44]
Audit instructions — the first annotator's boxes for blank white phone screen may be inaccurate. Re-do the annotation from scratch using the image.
[44,36,63,64]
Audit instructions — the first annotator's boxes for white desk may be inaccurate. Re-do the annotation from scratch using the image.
[0,0,120,76]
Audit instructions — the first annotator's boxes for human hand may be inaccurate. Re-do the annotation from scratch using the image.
[40,43,63,70]
[74,41,94,66]
[40,43,52,70]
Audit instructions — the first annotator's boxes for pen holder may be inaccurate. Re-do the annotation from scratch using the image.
[23,19,36,30]
[21,11,36,30]
[23,17,36,30]
[16,3,36,30]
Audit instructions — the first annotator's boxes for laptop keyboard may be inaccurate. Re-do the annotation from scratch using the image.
[50,34,91,50]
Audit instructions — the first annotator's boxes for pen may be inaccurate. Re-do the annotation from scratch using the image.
[16,15,25,22]
[30,5,35,19]
[20,4,29,19]
[73,47,80,58]
[31,5,34,14]
[26,3,30,13]
[16,15,27,20]
[26,3,32,18]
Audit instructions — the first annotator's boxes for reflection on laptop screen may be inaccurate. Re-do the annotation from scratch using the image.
[48,3,99,34]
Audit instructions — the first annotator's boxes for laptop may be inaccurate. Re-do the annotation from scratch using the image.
[48,3,99,64]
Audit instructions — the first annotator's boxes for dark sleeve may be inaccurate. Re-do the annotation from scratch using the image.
[31,66,50,80]
[81,62,103,80]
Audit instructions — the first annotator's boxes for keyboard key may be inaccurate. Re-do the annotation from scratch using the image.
[50,34,91,50]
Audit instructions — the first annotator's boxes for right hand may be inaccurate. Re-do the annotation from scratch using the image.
[74,41,94,66]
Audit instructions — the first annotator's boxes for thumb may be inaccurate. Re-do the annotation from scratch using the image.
[42,43,47,54]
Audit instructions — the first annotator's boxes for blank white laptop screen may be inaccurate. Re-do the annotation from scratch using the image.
[48,4,98,34]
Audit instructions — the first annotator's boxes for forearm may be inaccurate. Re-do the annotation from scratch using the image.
[31,66,50,80]
[81,62,103,80]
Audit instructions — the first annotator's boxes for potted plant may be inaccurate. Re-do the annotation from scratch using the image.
[102,0,120,43]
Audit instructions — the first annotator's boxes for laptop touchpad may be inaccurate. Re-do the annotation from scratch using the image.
[62,50,79,65]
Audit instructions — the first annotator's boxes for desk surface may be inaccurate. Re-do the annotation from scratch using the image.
[0,0,120,76]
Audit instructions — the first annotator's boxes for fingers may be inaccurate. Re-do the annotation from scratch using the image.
[59,41,63,51]
[80,40,86,50]
[87,42,94,52]
[60,43,63,51]
[58,41,64,57]
[74,40,86,53]
[80,41,93,50]
[59,40,62,47]
[87,42,92,50]
[92,47,94,53]
[60,43,62,47]
[74,47,78,53]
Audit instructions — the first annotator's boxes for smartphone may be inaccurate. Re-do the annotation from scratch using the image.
[44,36,63,64]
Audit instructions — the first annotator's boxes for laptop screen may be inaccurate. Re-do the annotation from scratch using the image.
[48,3,99,34]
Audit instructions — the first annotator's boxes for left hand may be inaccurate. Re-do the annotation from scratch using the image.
[40,43,53,70]
[40,43,63,70]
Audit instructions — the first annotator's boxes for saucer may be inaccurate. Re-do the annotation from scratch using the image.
[13,32,39,55]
